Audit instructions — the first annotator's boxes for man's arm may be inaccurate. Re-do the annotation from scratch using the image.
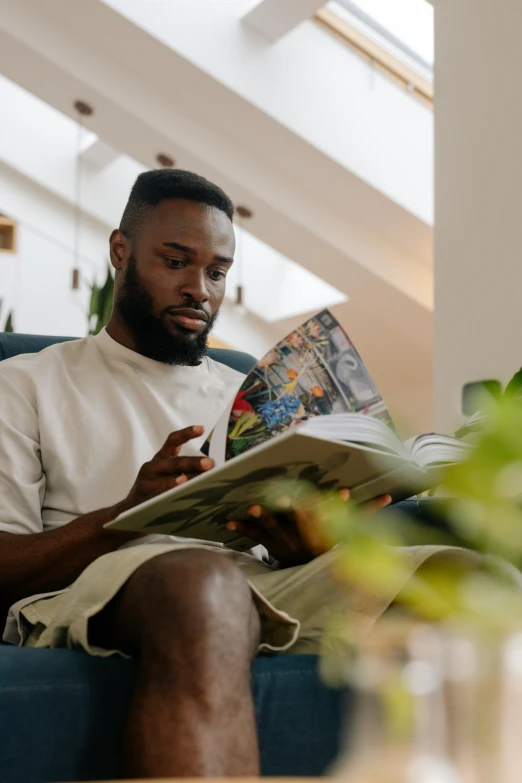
[0,412,214,607]
[0,507,136,607]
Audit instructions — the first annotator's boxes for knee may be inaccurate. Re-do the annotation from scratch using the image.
[128,549,260,652]
[133,549,248,610]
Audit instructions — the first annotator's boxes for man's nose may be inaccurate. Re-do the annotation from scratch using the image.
[178,269,210,303]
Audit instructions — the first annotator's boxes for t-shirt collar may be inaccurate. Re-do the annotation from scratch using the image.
[92,328,206,378]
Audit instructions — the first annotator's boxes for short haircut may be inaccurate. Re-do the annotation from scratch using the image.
[119,168,234,238]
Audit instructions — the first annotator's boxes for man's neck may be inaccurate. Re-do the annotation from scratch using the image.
[105,313,141,355]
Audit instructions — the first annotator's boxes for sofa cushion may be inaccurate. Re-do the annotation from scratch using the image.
[0,646,348,782]
[0,333,257,376]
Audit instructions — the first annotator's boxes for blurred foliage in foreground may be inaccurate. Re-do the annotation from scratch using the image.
[263,394,522,644]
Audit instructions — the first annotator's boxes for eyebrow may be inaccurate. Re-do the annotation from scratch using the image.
[163,241,233,264]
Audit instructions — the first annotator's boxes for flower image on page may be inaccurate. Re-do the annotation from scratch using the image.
[224,309,393,461]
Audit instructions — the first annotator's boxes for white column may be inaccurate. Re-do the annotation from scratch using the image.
[434,0,522,431]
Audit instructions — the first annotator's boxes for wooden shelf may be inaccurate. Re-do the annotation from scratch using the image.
[0,216,17,253]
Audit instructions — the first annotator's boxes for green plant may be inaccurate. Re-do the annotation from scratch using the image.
[260,396,522,779]
[261,394,522,639]
[4,311,14,333]
[0,299,14,332]
[456,367,522,439]
[88,263,114,335]
[504,366,522,399]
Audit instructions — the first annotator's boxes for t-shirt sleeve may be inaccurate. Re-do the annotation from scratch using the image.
[0,370,45,534]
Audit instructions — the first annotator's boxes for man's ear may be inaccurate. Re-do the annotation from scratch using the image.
[109,229,129,272]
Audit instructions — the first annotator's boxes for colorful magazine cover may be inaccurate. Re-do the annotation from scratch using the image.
[222,309,393,461]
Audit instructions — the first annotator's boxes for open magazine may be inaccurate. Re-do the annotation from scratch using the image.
[204,310,393,465]
[106,309,469,550]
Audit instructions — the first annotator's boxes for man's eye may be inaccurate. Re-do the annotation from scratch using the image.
[165,258,185,268]
[209,270,227,281]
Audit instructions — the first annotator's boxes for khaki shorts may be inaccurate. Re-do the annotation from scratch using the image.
[16,542,477,657]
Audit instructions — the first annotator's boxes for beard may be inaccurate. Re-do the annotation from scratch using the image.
[115,255,219,365]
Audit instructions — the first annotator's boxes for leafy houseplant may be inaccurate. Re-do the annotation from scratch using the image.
[88,264,114,336]
[3,311,13,333]
[0,264,113,336]
[456,368,522,439]
[0,300,14,332]
[261,397,522,782]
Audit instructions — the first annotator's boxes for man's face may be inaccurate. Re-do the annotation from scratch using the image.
[111,199,234,365]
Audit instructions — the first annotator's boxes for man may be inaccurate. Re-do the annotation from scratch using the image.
[0,169,452,778]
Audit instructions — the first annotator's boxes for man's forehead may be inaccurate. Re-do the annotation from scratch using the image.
[152,198,227,223]
[148,199,234,241]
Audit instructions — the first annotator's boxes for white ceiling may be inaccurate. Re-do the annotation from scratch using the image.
[0,0,435,431]
[0,75,348,323]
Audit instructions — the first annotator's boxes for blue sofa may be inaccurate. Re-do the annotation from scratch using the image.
[0,332,348,782]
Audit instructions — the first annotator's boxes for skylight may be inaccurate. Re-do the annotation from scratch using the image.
[331,0,433,79]
[0,75,348,327]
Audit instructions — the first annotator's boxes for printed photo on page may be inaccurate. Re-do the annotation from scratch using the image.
[223,309,393,461]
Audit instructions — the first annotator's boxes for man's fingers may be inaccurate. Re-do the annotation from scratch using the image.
[226,519,282,553]
[247,505,302,552]
[337,487,390,511]
[155,475,190,495]
[226,520,244,533]
[226,520,267,546]
[146,455,213,477]
[364,494,393,512]
[157,425,205,458]
[292,506,326,554]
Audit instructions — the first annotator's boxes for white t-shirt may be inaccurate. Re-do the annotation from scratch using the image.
[0,329,245,537]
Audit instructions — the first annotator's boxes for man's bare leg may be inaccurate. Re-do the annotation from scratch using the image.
[90,549,261,778]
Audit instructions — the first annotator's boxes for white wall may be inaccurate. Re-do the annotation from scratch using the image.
[434,0,522,431]
[0,163,107,336]
[0,75,346,331]
[0,75,145,232]
[0,161,280,354]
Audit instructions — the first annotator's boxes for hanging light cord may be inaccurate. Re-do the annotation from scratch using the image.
[236,216,244,305]
[73,112,84,280]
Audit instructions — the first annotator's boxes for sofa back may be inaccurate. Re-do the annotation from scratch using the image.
[0,333,256,375]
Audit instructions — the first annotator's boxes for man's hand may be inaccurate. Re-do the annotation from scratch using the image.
[112,425,214,518]
[226,490,392,568]
[0,424,215,606]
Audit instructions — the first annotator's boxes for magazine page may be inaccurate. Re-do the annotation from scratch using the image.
[220,309,393,462]
[205,396,235,465]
